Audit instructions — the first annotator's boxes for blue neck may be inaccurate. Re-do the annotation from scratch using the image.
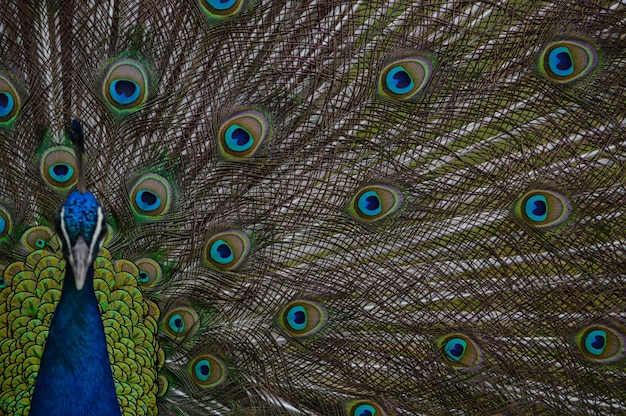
[30,265,121,416]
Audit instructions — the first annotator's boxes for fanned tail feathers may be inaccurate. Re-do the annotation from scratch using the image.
[0,0,625,415]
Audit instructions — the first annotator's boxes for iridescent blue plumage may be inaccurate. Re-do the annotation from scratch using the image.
[29,254,121,416]
[60,191,102,244]
[0,1,624,415]
[30,189,119,416]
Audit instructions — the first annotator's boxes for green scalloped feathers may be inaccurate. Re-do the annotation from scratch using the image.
[0,227,161,416]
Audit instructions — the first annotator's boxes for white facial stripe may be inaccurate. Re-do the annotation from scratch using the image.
[90,206,105,254]
[60,205,104,256]
[59,207,75,265]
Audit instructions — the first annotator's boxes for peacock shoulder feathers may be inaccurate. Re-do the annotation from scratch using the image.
[0,239,160,415]
[1,0,625,415]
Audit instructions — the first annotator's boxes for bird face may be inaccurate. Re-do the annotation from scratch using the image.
[57,190,107,290]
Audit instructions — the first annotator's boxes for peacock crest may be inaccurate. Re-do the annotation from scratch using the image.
[0,0,625,415]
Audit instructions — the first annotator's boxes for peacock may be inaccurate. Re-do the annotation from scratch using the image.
[0,0,625,414]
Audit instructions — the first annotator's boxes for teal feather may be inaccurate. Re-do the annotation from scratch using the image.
[0,0,625,415]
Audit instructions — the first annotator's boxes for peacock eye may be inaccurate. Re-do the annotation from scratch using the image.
[102,58,149,112]
[161,306,200,340]
[40,147,78,191]
[138,271,149,283]
[0,206,11,240]
[134,258,163,288]
[576,325,625,364]
[188,354,228,388]
[95,220,108,251]
[443,337,467,362]
[378,56,434,100]
[0,74,21,126]
[198,0,244,18]
[20,226,54,252]
[538,39,599,84]
[49,164,74,183]
[514,189,571,228]
[348,185,403,223]
[129,173,172,219]
[278,299,327,338]
[437,333,483,372]
[345,400,388,416]
[217,110,269,160]
[203,230,251,271]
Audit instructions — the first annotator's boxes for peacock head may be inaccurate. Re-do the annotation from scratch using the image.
[56,190,108,290]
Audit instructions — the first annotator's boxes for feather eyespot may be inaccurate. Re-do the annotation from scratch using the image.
[198,0,244,18]
[161,307,199,340]
[378,56,434,100]
[348,185,403,223]
[437,333,483,372]
[345,400,388,416]
[514,189,571,228]
[134,258,163,289]
[538,40,598,84]
[129,173,172,219]
[102,59,149,112]
[0,206,11,241]
[40,147,78,191]
[189,354,228,388]
[203,230,251,271]
[217,110,269,160]
[576,325,625,364]
[20,226,54,252]
[0,74,21,126]
[278,299,327,338]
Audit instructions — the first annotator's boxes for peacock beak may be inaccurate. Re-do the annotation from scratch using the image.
[69,236,92,291]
